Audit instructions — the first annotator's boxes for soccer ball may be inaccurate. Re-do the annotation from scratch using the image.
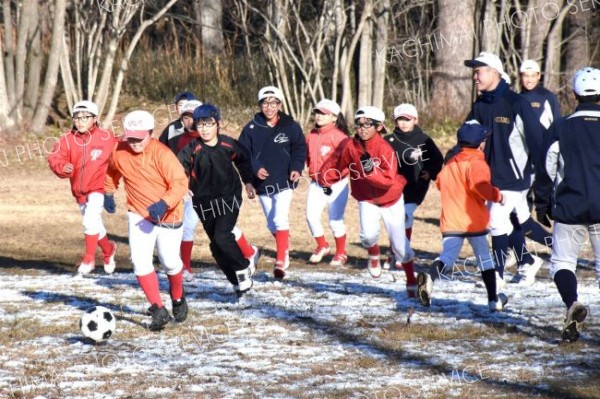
[80,306,116,342]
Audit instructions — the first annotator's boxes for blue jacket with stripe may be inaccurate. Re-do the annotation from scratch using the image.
[537,103,600,225]
[521,84,561,130]
[239,111,307,196]
[467,80,544,191]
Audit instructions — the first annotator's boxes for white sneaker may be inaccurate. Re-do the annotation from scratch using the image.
[309,246,330,264]
[496,271,506,290]
[248,246,260,276]
[504,249,517,269]
[182,269,194,282]
[235,267,253,296]
[513,256,543,286]
[489,292,508,312]
[102,241,117,274]
[77,258,95,275]
[417,272,433,306]
[367,255,382,278]
[382,252,394,270]
[562,301,588,342]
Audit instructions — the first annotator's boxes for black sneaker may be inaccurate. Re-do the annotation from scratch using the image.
[148,305,172,331]
[172,296,188,323]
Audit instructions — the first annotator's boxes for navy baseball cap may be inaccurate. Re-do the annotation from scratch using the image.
[457,120,491,147]
[174,91,197,103]
[193,104,221,121]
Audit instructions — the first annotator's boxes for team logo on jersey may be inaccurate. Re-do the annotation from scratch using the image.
[320,146,332,157]
[409,148,422,162]
[90,149,103,161]
[531,101,541,108]
[274,133,289,143]
[495,116,511,124]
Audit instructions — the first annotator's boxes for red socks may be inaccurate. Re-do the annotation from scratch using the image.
[402,260,417,285]
[137,272,163,307]
[275,230,290,262]
[168,271,184,301]
[367,244,380,257]
[83,234,99,262]
[334,235,346,255]
[406,227,413,241]
[180,241,193,272]
[315,235,328,249]
[97,235,113,256]
[236,233,255,258]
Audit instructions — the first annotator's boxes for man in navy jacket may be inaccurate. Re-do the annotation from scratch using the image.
[464,52,545,288]
[536,67,600,342]
[239,86,307,279]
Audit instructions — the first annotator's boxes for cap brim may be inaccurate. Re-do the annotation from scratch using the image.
[395,114,416,120]
[123,130,149,139]
[464,60,487,68]
[313,107,334,115]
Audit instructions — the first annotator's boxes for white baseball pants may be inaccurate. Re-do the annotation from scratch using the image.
[306,178,348,238]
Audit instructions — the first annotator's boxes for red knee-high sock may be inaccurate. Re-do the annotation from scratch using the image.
[168,271,184,301]
[97,235,112,255]
[315,235,328,249]
[180,241,193,272]
[367,244,380,257]
[275,230,290,262]
[401,260,417,285]
[334,235,346,255]
[236,233,255,258]
[405,227,413,241]
[137,272,163,307]
[84,234,99,261]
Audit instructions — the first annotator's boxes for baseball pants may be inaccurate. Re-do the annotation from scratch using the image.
[306,178,348,238]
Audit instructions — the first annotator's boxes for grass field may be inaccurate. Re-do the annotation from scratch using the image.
[0,130,599,399]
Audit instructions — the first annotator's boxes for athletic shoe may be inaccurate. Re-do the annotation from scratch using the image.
[182,269,194,282]
[248,245,261,276]
[382,252,394,270]
[367,255,382,278]
[330,253,348,267]
[562,301,588,342]
[172,295,188,323]
[77,256,95,275]
[309,246,331,264]
[273,251,290,279]
[102,241,117,274]
[417,272,433,306]
[235,267,254,295]
[511,256,543,286]
[496,271,506,290]
[406,284,417,298]
[148,305,172,331]
[489,292,508,312]
[504,249,517,269]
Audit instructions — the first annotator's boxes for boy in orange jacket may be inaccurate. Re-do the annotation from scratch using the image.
[417,121,508,312]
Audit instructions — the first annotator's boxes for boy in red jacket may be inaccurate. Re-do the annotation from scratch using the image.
[320,106,417,296]
[417,121,507,312]
[48,101,118,274]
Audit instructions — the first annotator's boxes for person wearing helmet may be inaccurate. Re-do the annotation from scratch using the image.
[104,110,189,331]
[536,67,600,342]
[48,100,118,275]
[177,104,257,298]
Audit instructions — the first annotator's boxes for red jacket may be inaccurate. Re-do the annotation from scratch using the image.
[48,126,118,204]
[436,148,502,236]
[306,124,349,183]
[320,133,406,207]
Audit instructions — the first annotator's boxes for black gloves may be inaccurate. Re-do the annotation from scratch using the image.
[322,186,332,196]
[148,199,168,222]
[360,152,374,174]
[104,194,116,213]
[536,209,553,228]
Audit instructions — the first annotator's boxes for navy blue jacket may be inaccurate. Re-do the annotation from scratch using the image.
[467,80,544,191]
[521,85,561,130]
[239,112,307,196]
[537,103,600,224]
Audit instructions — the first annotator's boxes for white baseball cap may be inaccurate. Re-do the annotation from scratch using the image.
[464,52,504,75]
[520,60,541,73]
[573,67,600,96]
[257,86,284,102]
[313,99,341,115]
[393,103,418,120]
[72,100,98,117]
[354,106,385,123]
[123,110,154,139]
[178,100,203,116]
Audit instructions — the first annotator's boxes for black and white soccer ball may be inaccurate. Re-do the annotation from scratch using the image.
[80,306,116,342]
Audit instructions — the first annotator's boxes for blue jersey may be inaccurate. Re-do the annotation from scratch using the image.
[521,84,561,130]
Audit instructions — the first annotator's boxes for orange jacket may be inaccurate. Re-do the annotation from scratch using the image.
[105,139,187,224]
[306,124,349,183]
[436,148,502,235]
[48,126,117,204]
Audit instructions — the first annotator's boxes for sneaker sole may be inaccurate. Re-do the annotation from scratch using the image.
[274,267,286,279]
[562,306,588,342]
[417,273,431,307]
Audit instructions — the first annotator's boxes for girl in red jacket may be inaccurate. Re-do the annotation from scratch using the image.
[306,99,350,266]
[320,106,417,296]
[48,101,118,274]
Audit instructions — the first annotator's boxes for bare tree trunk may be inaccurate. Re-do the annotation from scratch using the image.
[2,0,15,105]
[429,0,476,122]
[357,0,373,107]
[563,5,591,107]
[24,3,42,120]
[0,38,16,133]
[31,0,67,132]
[521,0,562,62]
[372,0,389,110]
[544,5,570,93]
[200,0,225,55]
[14,0,34,117]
